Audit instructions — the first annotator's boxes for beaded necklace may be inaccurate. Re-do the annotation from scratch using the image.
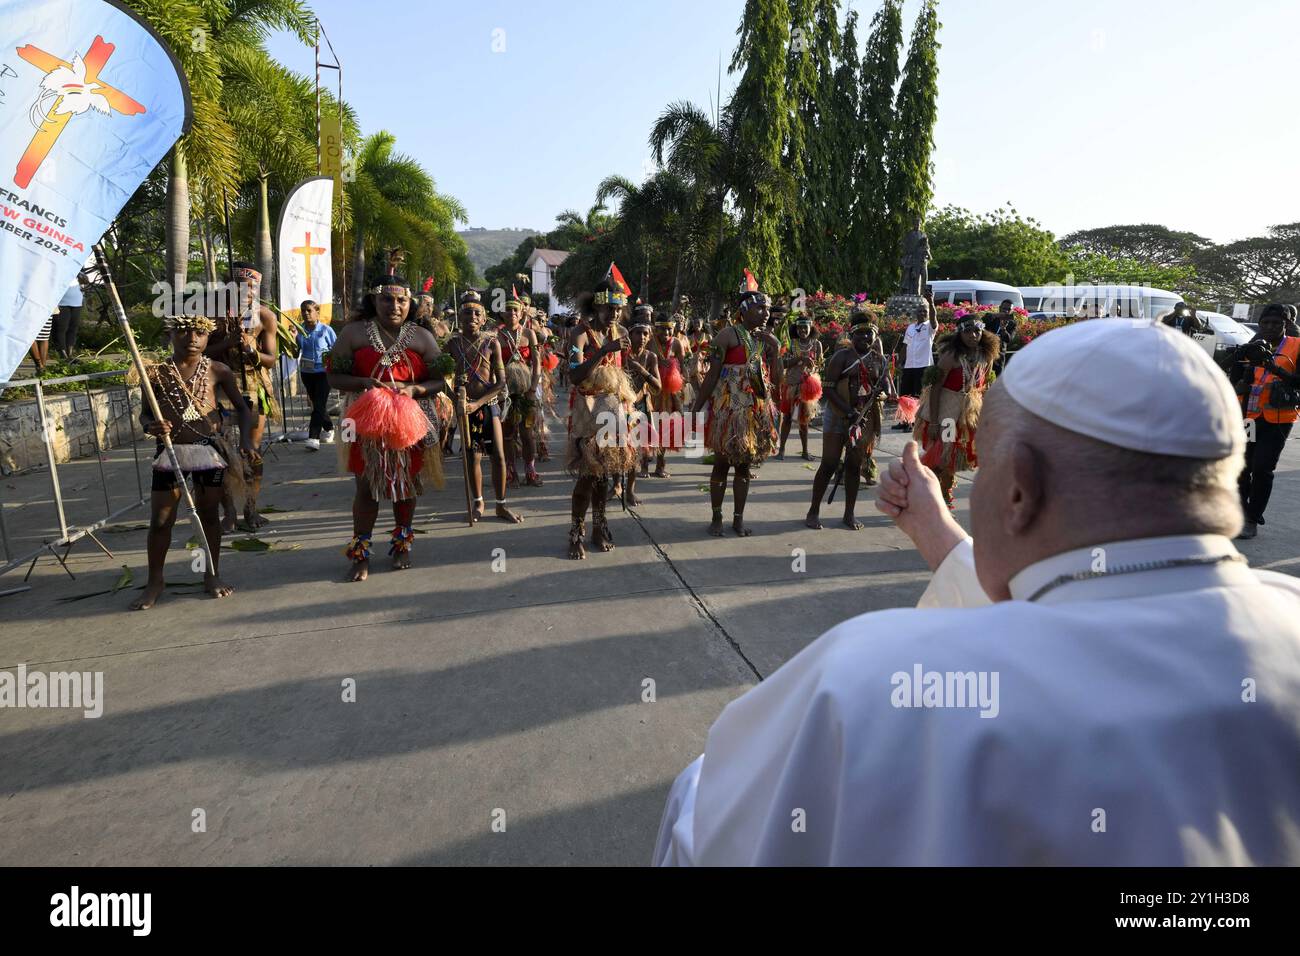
[499,325,525,364]
[152,356,214,439]
[958,353,986,394]
[366,320,418,369]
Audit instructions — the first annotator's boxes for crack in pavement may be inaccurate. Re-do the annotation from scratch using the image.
[623,503,765,682]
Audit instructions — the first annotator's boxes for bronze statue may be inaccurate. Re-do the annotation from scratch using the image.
[899,217,930,297]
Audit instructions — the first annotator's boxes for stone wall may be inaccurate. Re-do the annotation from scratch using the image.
[0,385,142,475]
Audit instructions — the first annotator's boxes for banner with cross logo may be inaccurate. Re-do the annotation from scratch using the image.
[0,0,190,382]
[276,175,334,325]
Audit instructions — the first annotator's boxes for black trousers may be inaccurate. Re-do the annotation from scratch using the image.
[53,305,81,356]
[300,370,333,439]
[898,366,926,398]
[1239,418,1293,523]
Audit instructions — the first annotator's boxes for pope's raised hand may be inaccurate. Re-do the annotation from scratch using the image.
[877,441,965,570]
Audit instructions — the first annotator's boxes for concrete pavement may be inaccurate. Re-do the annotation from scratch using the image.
[1,397,1297,865]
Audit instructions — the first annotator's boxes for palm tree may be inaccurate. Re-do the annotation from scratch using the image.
[123,0,315,294]
[221,46,316,298]
[347,131,469,309]
[551,203,614,247]
[649,100,744,318]
[596,170,694,308]
[595,174,656,299]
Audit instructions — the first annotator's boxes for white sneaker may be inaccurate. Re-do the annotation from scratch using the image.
[305,438,320,451]
[321,430,335,445]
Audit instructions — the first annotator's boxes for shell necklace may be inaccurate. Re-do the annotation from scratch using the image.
[367,320,418,368]
[163,355,211,422]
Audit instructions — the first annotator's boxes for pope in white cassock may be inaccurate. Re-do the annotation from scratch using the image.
[653,319,1300,866]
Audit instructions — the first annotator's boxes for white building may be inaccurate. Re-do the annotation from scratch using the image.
[525,248,570,315]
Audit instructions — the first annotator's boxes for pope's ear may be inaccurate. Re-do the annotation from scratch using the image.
[1005,440,1046,535]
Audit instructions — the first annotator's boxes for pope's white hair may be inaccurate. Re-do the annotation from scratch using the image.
[983,385,1243,536]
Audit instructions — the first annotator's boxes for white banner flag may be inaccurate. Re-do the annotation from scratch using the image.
[276,175,334,325]
[0,0,190,382]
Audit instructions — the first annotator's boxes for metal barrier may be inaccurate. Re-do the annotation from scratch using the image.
[0,369,146,588]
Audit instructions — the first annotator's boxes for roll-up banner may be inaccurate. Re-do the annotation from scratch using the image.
[276,175,334,325]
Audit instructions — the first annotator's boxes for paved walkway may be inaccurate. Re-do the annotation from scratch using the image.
[1,395,1297,865]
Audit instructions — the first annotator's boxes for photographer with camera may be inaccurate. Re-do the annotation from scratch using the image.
[1162,301,1209,337]
[1230,303,1299,539]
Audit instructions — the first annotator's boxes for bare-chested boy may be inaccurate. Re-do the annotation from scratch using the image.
[446,290,522,523]
[805,314,896,531]
[133,316,254,610]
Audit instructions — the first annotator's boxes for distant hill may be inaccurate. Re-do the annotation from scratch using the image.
[458,227,541,275]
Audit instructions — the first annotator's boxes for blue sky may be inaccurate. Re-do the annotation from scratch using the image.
[267,0,1300,243]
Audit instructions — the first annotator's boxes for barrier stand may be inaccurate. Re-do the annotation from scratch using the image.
[0,369,147,586]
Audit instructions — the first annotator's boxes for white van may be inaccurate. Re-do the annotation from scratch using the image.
[1018,284,1183,320]
[1196,310,1254,358]
[926,279,1023,310]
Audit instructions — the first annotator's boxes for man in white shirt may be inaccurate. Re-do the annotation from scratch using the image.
[653,320,1300,866]
[893,302,936,430]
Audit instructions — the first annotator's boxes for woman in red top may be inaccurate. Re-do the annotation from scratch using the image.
[328,276,447,581]
[648,312,689,475]
[691,290,783,537]
[913,313,1000,511]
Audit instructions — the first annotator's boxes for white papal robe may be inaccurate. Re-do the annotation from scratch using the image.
[652,535,1300,865]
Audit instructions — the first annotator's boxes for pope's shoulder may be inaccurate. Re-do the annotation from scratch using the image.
[1251,566,1300,597]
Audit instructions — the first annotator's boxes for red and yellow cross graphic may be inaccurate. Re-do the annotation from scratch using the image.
[14,35,145,189]
[292,231,328,295]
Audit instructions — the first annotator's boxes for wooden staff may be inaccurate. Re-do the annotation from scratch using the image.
[92,242,214,563]
[457,384,475,526]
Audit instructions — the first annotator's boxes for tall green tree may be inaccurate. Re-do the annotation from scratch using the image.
[785,0,840,290]
[221,47,316,298]
[596,174,655,297]
[927,204,1068,285]
[822,8,860,292]
[780,0,815,289]
[348,131,468,309]
[123,0,316,294]
[1192,223,1300,303]
[649,100,742,319]
[883,0,940,294]
[852,0,903,295]
[727,0,796,293]
[1059,224,1212,267]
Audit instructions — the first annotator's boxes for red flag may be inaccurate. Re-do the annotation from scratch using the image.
[422,276,435,293]
[741,268,759,293]
[606,262,631,298]
[511,284,519,300]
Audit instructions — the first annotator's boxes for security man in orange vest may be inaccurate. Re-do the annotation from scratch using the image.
[1231,303,1300,539]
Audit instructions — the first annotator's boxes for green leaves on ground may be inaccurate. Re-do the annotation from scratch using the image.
[112,566,133,593]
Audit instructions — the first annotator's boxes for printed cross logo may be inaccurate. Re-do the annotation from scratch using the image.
[291,231,327,295]
[14,35,146,188]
